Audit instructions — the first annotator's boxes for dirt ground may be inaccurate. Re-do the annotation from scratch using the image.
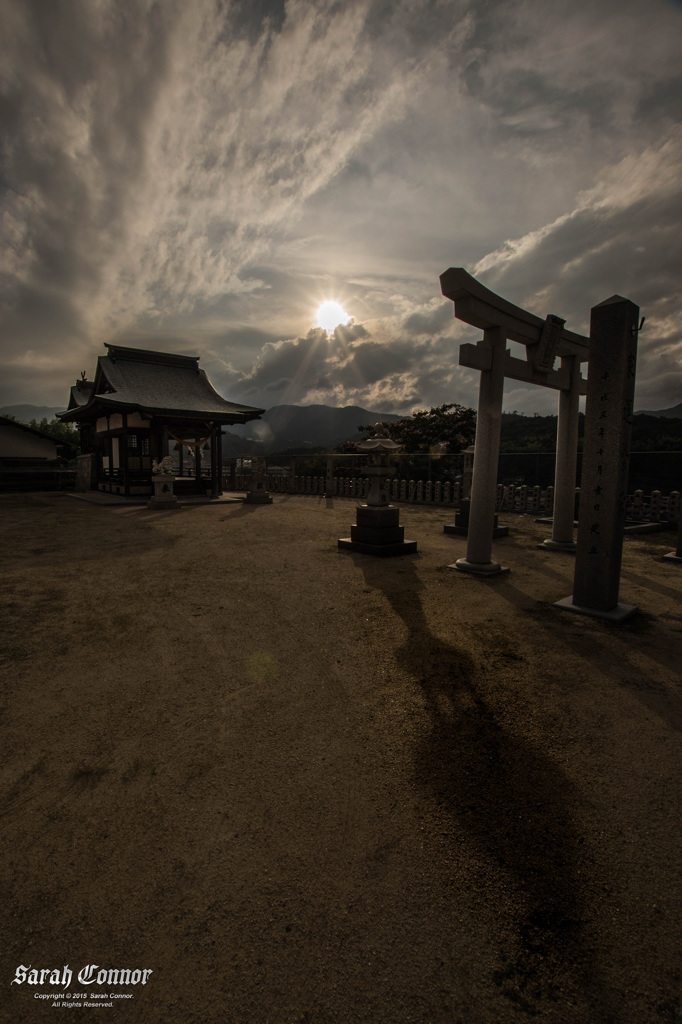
[1,490,681,1024]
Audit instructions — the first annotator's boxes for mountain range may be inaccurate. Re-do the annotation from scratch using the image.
[636,401,682,418]
[0,404,66,423]
[1,401,680,455]
[222,404,402,454]
[0,402,403,453]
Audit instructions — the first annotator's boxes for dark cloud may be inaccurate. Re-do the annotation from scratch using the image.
[219,0,287,43]
[264,377,291,391]
[474,131,682,410]
[402,303,452,336]
[1,0,680,417]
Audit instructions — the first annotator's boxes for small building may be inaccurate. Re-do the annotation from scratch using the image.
[59,344,264,497]
[0,416,68,492]
[0,417,59,461]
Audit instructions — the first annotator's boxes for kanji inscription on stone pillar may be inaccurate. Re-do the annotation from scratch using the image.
[556,295,640,620]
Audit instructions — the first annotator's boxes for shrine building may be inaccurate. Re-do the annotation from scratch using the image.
[59,344,264,498]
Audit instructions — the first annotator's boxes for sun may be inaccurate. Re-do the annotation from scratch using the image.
[315,300,350,332]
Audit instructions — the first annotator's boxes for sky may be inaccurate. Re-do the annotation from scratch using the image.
[1,0,681,417]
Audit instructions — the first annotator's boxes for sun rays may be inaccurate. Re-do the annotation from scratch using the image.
[314,300,350,332]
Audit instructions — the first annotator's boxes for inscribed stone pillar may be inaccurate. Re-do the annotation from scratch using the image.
[541,355,580,550]
[454,326,508,575]
[556,296,639,619]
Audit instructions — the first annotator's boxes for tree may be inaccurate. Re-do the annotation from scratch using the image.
[358,403,476,454]
[28,417,80,450]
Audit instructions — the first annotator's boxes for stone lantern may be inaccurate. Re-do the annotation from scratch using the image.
[338,424,417,556]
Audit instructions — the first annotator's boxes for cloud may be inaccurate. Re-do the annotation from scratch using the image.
[1,0,681,417]
[471,129,682,410]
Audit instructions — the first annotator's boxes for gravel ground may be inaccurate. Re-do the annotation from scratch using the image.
[1,491,681,1024]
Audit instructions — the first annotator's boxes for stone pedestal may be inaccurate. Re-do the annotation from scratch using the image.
[450,557,510,576]
[148,476,179,509]
[338,505,417,557]
[244,474,273,504]
[444,498,508,538]
[539,538,577,552]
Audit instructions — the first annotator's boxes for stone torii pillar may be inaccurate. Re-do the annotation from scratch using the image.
[439,268,588,575]
[556,295,641,620]
[458,325,508,573]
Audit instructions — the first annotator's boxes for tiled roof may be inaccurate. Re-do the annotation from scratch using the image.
[60,345,263,424]
[66,380,95,410]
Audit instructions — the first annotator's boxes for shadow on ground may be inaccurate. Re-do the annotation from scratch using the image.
[353,553,618,1020]
[490,574,682,735]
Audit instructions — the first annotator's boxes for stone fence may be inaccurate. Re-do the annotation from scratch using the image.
[230,472,680,524]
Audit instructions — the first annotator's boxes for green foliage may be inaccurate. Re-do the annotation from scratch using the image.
[629,415,682,451]
[499,411,682,453]
[359,403,476,454]
[28,417,80,449]
[498,412,580,453]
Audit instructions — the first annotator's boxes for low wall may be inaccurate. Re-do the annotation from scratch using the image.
[229,472,680,524]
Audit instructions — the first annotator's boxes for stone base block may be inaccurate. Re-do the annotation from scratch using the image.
[662,552,682,563]
[449,558,509,576]
[538,539,577,552]
[244,492,273,504]
[623,521,665,534]
[149,477,178,509]
[339,505,416,557]
[355,504,400,527]
[351,524,405,545]
[554,595,638,622]
[338,538,417,557]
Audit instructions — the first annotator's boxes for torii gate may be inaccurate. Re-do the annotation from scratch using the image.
[440,268,641,621]
[440,268,588,572]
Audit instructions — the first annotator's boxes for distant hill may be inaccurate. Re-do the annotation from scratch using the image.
[0,401,401,455]
[224,404,403,454]
[0,404,65,423]
[636,402,682,418]
[498,410,682,453]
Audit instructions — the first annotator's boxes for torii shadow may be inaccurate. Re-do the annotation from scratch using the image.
[352,552,617,1017]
